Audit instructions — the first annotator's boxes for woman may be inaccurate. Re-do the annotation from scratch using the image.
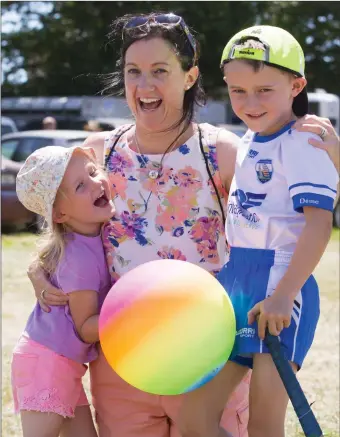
[28,12,340,437]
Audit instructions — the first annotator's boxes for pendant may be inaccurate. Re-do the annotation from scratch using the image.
[148,169,159,179]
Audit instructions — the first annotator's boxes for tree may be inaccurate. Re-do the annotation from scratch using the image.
[2,1,339,97]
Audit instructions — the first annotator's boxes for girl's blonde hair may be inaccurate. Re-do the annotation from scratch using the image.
[32,222,70,275]
[32,160,108,275]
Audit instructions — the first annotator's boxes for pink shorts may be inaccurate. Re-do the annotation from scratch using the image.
[90,347,250,437]
[11,335,89,418]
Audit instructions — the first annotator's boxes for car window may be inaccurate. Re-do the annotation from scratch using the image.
[1,125,15,136]
[1,139,20,159]
[11,137,56,162]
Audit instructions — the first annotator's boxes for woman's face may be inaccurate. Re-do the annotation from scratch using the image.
[124,37,198,132]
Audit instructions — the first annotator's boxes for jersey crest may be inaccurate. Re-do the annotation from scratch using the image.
[256,159,273,183]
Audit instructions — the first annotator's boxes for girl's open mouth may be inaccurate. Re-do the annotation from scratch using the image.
[94,192,109,207]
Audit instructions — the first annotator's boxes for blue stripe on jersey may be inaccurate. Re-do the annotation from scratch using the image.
[289,182,337,195]
[253,121,295,143]
[292,193,334,213]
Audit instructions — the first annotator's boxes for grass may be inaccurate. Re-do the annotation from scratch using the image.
[331,227,340,242]
[2,230,339,436]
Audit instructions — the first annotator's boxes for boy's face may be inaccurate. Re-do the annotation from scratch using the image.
[223,60,306,135]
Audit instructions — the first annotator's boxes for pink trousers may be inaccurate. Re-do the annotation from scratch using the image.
[90,347,250,437]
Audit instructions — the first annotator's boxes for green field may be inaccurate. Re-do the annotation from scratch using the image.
[2,231,339,436]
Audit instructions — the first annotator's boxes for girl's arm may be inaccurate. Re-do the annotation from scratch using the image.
[249,206,333,339]
[68,290,99,343]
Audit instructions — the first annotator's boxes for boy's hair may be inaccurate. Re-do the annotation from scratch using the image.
[220,25,308,117]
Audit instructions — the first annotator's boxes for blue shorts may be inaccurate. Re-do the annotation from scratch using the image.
[217,247,320,369]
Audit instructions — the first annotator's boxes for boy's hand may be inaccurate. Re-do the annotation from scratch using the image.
[247,293,294,340]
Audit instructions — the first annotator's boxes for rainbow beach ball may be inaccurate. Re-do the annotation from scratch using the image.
[99,259,236,395]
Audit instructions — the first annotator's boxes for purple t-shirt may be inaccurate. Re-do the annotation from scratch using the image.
[24,232,112,363]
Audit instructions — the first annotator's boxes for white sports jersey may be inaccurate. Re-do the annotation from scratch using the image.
[227,122,339,251]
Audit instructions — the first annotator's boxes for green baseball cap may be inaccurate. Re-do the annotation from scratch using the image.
[221,25,308,116]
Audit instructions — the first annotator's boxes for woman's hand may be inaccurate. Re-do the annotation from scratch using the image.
[247,293,294,340]
[27,263,69,312]
[294,115,340,173]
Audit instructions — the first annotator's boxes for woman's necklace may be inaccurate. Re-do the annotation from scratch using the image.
[134,131,178,179]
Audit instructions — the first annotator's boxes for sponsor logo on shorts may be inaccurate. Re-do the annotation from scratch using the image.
[236,328,256,338]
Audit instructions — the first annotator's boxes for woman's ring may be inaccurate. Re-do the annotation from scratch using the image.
[320,127,327,140]
[40,289,47,300]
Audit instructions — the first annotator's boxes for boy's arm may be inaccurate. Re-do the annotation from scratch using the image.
[68,290,99,344]
[249,130,338,339]
[275,207,332,297]
[249,207,333,339]
[250,207,332,339]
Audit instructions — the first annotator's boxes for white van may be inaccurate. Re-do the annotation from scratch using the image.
[308,89,340,134]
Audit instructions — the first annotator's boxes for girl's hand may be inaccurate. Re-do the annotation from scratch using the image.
[294,115,340,173]
[27,263,69,312]
[247,293,294,340]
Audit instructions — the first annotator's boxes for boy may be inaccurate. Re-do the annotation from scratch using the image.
[178,26,338,437]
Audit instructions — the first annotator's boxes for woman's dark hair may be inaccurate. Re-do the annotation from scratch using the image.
[102,13,206,137]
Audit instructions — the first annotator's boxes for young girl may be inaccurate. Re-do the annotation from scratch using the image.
[12,145,115,437]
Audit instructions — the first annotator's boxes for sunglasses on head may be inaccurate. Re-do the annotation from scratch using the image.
[124,13,197,64]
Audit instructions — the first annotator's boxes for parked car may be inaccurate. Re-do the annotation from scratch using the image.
[1,157,39,230]
[1,116,18,137]
[1,130,91,163]
[1,130,91,230]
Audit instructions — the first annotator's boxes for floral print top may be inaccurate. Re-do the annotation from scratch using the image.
[102,123,228,282]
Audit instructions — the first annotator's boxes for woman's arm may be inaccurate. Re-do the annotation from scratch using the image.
[215,128,241,192]
[68,289,99,343]
[28,264,69,312]
[248,207,333,339]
